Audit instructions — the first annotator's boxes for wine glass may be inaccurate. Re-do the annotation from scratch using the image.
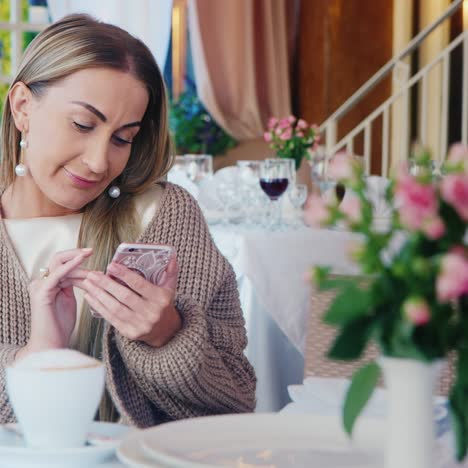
[184,154,213,183]
[259,159,290,229]
[309,148,336,196]
[237,160,263,225]
[288,184,308,228]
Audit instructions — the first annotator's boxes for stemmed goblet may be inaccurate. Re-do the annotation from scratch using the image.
[259,159,290,229]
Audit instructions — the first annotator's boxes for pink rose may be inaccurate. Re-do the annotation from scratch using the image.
[450,245,466,256]
[422,216,445,240]
[296,130,304,138]
[340,192,362,224]
[280,129,292,140]
[436,251,468,303]
[303,194,330,227]
[278,118,291,130]
[314,134,321,143]
[327,152,355,181]
[297,119,308,129]
[402,297,431,326]
[263,131,272,143]
[287,115,296,123]
[268,117,278,129]
[395,174,437,230]
[440,174,468,221]
[447,143,468,165]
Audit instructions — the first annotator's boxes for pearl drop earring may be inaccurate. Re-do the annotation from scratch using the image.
[108,186,120,198]
[15,136,28,177]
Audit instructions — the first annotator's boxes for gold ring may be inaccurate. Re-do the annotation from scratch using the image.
[39,267,50,279]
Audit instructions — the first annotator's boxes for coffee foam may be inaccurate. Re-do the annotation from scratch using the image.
[14,349,101,371]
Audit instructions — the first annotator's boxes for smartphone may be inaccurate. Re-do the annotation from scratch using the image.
[110,243,174,285]
[89,243,174,318]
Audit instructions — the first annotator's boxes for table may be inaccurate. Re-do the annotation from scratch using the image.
[210,224,360,412]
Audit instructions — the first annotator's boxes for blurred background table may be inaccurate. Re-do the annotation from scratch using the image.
[209,223,360,412]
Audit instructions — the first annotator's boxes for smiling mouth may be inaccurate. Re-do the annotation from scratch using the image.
[63,168,100,189]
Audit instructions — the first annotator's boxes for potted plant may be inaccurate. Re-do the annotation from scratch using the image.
[169,80,237,156]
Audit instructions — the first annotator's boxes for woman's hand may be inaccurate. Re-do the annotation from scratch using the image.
[17,248,92,361]
[77,254,181,347]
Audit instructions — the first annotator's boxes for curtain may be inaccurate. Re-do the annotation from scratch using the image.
[188,0,292,141]
[47,0,173,71]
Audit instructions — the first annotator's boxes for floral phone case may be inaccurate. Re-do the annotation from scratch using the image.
[89,243,174,318]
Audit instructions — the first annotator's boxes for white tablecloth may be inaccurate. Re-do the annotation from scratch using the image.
[210,224,359,411]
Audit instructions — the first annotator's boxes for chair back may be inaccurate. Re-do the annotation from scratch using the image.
[304,275,454,395]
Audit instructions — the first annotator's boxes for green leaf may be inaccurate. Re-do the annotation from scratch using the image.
[449,348,468,461]
[343,362,380,435]
[324,284,372,326]
[328,317,373,360]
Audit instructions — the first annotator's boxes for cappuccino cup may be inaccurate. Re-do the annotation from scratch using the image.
[6,349,105,449]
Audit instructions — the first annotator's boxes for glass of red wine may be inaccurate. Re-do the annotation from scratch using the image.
[259,159,291,229]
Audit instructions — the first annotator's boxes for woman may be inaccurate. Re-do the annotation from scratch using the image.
[0,14,256,426]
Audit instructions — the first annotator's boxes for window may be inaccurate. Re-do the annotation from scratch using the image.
[0,0,50,113]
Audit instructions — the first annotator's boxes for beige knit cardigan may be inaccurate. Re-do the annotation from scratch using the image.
[0,182,256,426]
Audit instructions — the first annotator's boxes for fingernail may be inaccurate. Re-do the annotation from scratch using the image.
[82,248,93,252]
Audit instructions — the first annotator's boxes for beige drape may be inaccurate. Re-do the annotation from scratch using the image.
[188,0,292,140]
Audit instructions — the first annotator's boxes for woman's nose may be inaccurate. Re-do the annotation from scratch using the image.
[81,140,109,175]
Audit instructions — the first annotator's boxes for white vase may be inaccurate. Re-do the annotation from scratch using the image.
[380,357,442,468]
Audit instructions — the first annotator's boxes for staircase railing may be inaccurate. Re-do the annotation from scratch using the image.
[319,0,466,175]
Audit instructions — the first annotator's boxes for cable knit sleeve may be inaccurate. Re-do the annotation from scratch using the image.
[102,183,256,427]
[0,345,21,423]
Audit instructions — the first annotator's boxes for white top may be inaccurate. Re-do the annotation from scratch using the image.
[2,184,164,343]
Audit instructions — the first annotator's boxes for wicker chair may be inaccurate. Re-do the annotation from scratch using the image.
[304,278,454,396]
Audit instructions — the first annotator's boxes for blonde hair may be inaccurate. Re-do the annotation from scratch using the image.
[0,14,173,420]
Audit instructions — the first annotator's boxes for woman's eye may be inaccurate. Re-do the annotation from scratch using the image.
[113,135,132,146]
[73,122,93,132]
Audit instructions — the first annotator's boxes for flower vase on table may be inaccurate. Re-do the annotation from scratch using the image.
[263,115,319,171]
[380,357,443,468]
[304,143,468,465]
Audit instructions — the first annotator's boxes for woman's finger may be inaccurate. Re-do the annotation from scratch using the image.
[45,253,91,289]
[80,277,135,321]
[59,278,88,289]
[66,267,90,280]
[158,253,178,290]
[106,263,157,299]
[83,292,138,338]
[86,272,144,310]
[49,248,93,270]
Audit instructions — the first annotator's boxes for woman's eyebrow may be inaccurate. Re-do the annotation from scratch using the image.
[71,100,107,122]
[70,101,142,129]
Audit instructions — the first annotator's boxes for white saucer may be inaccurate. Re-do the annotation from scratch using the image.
[0,421,131,467]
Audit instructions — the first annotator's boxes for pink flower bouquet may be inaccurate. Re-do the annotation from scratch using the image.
[305,143,468,460]
[263,116,319,170]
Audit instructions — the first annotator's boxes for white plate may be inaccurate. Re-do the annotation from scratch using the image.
[119,413,385,468]
[0,421,131,467]
[117,431,160,468]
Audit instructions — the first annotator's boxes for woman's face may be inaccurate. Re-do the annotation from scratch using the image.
[12,67,149,213]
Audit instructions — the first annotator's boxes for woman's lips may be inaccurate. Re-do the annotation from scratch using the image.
[63,168,100,189]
